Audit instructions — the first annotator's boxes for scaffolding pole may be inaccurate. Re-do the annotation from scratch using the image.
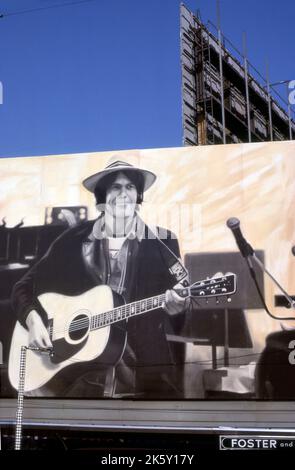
[243,32,251,143]
[216,0,226,144]
[207,27,215,144]
[266,61,273,141]
[287,83,293,140]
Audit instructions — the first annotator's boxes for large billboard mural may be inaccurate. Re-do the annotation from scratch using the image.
[0,141,295,399]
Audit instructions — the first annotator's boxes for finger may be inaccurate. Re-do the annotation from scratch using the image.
[165,290,173,303]
[162,290,169,309]
[40,334,52,349]
[168,290,185,308]
[44,337,53,349]
[212,271,223,278]
[170,290,183,303]
[162,291,169,312]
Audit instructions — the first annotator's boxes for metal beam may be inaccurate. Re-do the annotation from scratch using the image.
[216,0,226,144]
[243,32,251,143]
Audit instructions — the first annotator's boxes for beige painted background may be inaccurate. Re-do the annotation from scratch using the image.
[1,141,295,396]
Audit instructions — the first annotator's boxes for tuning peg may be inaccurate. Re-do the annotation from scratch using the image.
[216,296,220,304]
[227,296,232,303]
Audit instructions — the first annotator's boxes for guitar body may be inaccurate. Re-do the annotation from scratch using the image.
[8,285,127,392]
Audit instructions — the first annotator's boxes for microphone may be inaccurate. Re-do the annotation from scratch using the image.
[292,246,295,256]
[226,217,254,258]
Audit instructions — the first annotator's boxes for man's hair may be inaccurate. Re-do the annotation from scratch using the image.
[94,170,144,205]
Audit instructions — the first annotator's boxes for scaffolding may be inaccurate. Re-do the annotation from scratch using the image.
[181,3,295,146]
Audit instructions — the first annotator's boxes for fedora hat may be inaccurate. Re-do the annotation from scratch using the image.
[82,160,156,193]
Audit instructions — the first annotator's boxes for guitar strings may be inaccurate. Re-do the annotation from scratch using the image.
[48,293,167,337]
[47,293,229,337]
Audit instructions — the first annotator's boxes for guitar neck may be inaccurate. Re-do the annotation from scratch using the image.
[89,273,236,331]
[91,293,166,331]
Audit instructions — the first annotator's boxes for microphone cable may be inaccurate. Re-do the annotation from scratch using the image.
[246,258,295,321]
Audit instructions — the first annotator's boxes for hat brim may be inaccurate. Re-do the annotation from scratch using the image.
[82,165,156,193]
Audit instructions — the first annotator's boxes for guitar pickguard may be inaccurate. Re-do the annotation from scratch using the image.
[50,337,88,364]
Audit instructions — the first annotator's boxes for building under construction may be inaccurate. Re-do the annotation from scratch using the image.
[181,3,295,146]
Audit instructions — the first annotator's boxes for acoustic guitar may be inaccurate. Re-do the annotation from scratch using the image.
[8,273,236,391]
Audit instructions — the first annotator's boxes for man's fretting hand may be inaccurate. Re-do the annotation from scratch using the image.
[163,289,187,316]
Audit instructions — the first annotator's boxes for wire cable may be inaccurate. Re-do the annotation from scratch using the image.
[0,0,98,19]
[247,259,295,321]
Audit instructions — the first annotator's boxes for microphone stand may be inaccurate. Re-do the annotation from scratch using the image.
[251,253,295,309]
[242,242,295,314]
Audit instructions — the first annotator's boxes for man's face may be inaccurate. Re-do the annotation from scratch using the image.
[105,172,138,220]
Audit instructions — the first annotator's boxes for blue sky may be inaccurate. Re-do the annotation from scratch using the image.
[0,0,294,158]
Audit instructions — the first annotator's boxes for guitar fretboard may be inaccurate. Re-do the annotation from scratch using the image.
[90,293,166,330]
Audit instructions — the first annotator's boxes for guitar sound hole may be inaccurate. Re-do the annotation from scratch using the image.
[69,314,90,341]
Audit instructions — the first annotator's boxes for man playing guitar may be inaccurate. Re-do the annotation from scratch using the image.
[11,160,188,398]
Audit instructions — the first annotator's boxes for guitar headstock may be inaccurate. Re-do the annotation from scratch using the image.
[178,273,237,302]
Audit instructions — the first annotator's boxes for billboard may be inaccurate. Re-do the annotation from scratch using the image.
[0,141,295,400]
